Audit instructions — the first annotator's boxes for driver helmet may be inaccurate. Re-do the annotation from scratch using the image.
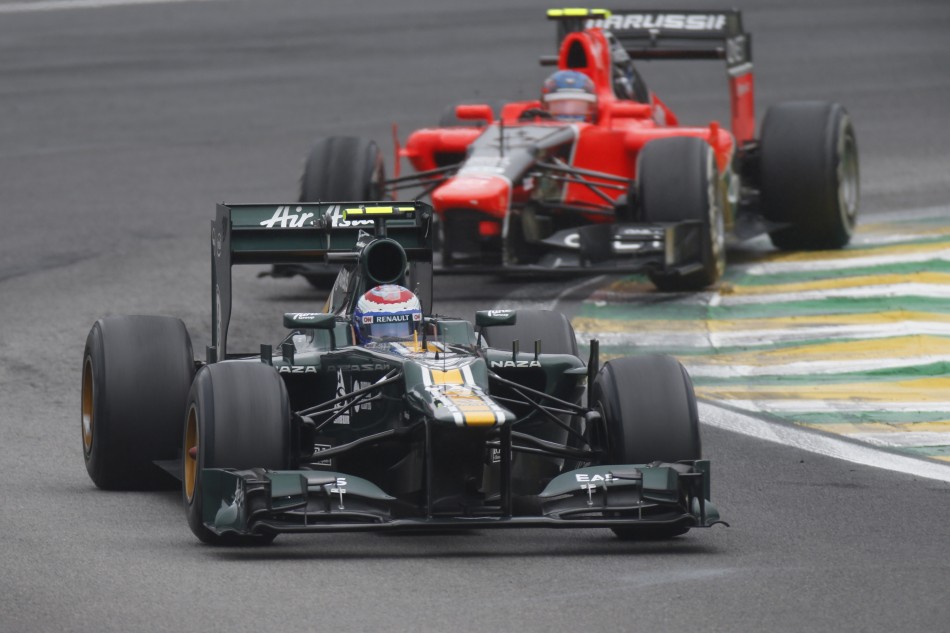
[353,285,423,344]
[541,70,597,122]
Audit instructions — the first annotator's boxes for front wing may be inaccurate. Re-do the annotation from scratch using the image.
[434,219,706,277]
[199,461,725,537]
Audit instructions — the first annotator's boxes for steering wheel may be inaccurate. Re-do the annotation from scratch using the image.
[518,108,555,121]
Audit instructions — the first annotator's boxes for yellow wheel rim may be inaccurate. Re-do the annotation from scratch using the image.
[184,405,199,502]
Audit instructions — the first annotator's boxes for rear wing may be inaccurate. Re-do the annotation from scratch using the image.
[211,201,434,359]
[547,7,755,143]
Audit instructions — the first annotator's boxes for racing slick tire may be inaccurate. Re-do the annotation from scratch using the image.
[760,101,859,250]
[638,136,726,292]
[183,362,292,545]
[290,136,386,288]
[483,309,579,357]
[81,315,195,490]
[590,354,701,540]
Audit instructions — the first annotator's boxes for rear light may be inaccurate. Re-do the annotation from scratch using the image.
[479,221,501,237]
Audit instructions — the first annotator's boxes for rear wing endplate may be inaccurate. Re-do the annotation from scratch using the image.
[211,201,434,359]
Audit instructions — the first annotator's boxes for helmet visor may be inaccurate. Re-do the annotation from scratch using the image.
[359,311,422,343]
[548,99,595,119]
[365,320,414,342]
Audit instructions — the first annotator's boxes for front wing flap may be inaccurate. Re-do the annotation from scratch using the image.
[432,220,705,277]
[540,220,703,268]
[199,460,724,537]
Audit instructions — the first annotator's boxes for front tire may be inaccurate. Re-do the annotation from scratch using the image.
[81,316,194,490]
[638,137,726,292]
[183,362,292,545]
[760,101,859,250]
[590,355,701,539]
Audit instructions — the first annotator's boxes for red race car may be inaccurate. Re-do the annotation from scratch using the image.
[289,8,858,291]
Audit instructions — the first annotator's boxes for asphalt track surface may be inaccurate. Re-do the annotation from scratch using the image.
[1,1,949,631]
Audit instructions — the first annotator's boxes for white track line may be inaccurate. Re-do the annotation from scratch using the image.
[716,283,950,305]
[0,0,219,13]
[496,275,607,312]
[711,400,950,414]
[851,232,950,247]
[851,432,950,448]
[580,321,950,349]
[685,356,950,378]
[699,402,950,483]
[741,249,950,275]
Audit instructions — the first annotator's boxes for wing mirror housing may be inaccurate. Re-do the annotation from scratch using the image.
[283,312,337,330]
[455,104,495,125]
[475,310,517,328]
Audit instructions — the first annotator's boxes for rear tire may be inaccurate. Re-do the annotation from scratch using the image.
[300,136,385,202]
[590,355,701,539]
[295,136,386,288]
[638,137,726,292]
[183,362,292,545]
[760,101,859,250]
[81,316,194,490]
[483,309,579,357]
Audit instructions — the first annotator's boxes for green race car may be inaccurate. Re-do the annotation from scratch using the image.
[80,201,725,544]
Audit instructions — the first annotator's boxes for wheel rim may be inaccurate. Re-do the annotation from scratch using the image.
[710,199,726,278]
[837,126,859,228]
[184,404,199,503]
[707,154,726,279]
[81,357,94,455]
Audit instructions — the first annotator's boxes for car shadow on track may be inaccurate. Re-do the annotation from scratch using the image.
[204,536,723,562]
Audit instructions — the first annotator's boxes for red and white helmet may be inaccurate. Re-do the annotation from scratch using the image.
[352,285,423,344]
